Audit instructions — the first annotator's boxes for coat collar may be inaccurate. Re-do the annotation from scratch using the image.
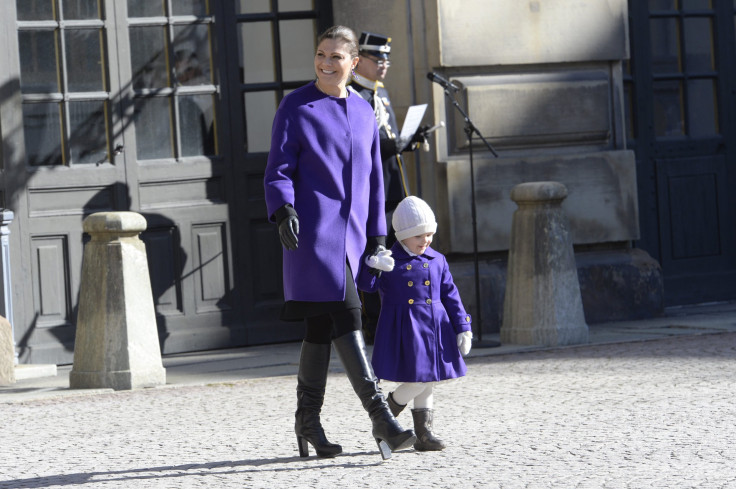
[350,72,384,91]
[390,241,438,261]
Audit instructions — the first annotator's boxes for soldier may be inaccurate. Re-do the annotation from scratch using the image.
[351,31,427,343]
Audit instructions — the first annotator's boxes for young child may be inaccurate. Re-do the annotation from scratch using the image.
[357,195,473,451]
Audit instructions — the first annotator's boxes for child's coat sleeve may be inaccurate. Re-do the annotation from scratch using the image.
[439,257,473,334]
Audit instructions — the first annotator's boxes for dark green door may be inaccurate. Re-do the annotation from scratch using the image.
[4,0,334,364]
[626,0,736,306]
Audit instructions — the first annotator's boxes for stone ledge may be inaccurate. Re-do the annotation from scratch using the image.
[14,364,58,381]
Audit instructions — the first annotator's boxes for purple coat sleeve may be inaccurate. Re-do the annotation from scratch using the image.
[439,257,473,334]
[264,108,298,221]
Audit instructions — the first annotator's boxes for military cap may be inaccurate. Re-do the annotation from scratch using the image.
[358,31,391,60]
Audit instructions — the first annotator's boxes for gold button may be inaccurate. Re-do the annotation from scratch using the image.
[408,299,414,304]
[423,263,429,268]
[407,265,412,270]
[408,281,413,287]
[465,316,471,322]
[424,280,430,286]
[426,299,432,304]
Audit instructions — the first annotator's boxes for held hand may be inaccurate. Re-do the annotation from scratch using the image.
[412,125,430,145]
[457,331,473,356]
[400,126,429,153]
[278,215,299,250]
[365,247,395,272]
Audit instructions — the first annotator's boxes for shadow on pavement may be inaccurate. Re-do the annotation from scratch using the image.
[0,453,386,488]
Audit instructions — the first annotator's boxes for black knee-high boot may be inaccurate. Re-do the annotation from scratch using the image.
[332,330,416,459]
[295,341,343,458]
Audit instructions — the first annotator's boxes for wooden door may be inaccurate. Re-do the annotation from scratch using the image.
[626,0,736,306]
[222,0,334,344]
[4,0,334,363]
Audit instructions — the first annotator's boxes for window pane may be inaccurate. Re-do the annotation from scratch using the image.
[134,97,173,159]
[648,0,676,10]
[173,25,213,86]
[239,23,275,84]
[127,0,164,17]
[650,18,681,74]
[179,95,216,156]
[681,0,711,9]
[65,29,105,92]
[171,0,209,16]
[688,79,718,137]
[683,18,713,72]
[130,26,169,90]
[237,0,270,13]
[22,103,64,166]
[279,0,314,11]
[653,80,684,137]
[279,19,316,82]
[18,30,60,94]
[63,0,102,20]
[69,100,108,164]
[16,0,55,20]
[245,91,276,153]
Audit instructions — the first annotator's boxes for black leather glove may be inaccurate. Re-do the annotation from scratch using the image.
[399,125,429,153]
[274,204,299,251]
[279,216,299,250]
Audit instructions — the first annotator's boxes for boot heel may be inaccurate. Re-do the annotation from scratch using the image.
[376,439,392,460]
[297,436,309,458]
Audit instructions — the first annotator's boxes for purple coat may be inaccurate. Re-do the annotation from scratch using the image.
[264,82,386,302]
[357,243,472,382]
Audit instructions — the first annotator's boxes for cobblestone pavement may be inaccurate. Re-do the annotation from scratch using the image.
[2,332,736,489]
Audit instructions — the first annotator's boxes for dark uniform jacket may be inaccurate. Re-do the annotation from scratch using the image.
[350,73,406,213]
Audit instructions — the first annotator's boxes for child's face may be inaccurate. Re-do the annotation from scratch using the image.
[402,232,434,255]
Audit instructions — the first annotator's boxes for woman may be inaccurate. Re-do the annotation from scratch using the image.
[263,25,415,460]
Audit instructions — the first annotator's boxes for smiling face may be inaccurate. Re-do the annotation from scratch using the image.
[402,232,434,255]
[314,38,358,95]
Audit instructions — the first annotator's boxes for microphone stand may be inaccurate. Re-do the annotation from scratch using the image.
[441,85,500,348]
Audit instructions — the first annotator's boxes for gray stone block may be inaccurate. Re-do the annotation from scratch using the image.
[437,0,628,66]
[70,212,166,390]
[501,181,589,346]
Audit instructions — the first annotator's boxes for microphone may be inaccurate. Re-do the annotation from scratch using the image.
[427,72,460,92]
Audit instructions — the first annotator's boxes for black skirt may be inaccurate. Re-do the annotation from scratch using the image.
[279,261,362,321]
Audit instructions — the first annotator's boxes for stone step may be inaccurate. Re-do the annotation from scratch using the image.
[14,364,57,381]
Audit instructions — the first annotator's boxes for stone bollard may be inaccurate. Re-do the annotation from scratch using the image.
[70,212,166,390]
[0,315,15,385]
[501,181,589,346]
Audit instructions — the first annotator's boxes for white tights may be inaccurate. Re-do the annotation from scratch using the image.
[391,382,435,409]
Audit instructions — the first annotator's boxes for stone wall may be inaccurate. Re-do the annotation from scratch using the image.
[333,0,664,329]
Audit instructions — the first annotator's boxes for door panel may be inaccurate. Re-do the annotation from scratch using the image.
[627,1,736,306]
[656,156,730,271]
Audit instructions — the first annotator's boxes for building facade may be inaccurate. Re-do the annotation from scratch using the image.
[0,0,734,364]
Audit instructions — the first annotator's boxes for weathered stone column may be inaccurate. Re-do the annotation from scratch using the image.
[501,182,589,346]
[0,316,14,385]
[70,212,166,390]
[0,209,17,364]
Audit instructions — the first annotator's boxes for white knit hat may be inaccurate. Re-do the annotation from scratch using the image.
[392,196,437,241]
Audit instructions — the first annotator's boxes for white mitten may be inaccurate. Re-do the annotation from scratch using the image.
[365,248,395,272]
[457,331,473,356]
